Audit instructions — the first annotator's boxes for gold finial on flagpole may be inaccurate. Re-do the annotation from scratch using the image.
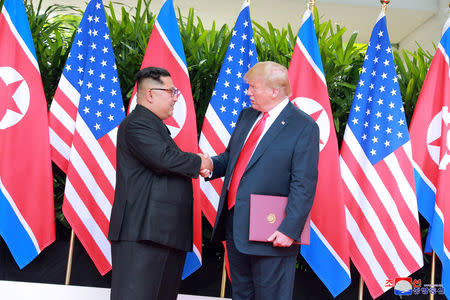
[380,0,390,13]
[309,0,316,11]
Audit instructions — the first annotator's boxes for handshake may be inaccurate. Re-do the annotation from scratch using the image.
[197,153,213,178]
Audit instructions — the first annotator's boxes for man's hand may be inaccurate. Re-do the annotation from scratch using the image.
[198,153,213,177]
[267,230,294,247]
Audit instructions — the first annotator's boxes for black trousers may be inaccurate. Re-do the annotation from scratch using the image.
[225,209,297,300]
[111,240,186,300]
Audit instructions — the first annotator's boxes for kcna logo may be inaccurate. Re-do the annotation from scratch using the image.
[427,106,450,170]
[0,67,30,130]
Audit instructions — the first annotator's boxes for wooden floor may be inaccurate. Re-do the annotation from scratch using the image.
[0,280,230,300]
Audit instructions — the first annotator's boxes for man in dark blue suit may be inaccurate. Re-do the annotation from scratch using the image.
[202,61,320,300]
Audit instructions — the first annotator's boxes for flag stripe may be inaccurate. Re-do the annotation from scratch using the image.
[72,131,115,205]
[75,116,116,187]
[341,137,421,274]
[49,124,71,167]
[296,37,326,85]
[49,101,76,142]
[1,7,39,71]
[200,189,219,225]
[50,144,69,173]
[69,145,112,220]
[200,179,221,207]
[199,118,227,155]
[62,198,111,274]
[342,129,421,258]
[346,208,387,297]
[154,21,189,77]
[64,165,110,236]
[63,179,111,262]
[392,145,416,192]
[99,133,117,169]
[49,112,74,151]
[342,160,403,277]
[53,86,79,121]
[0,178,40,254]
[204,105,232,148]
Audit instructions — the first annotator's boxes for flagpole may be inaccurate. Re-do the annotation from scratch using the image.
[309,0,316,11]
[429,251,436,300]
[64,230,75,285]
[220,258,227,297]
[358,276,364,300]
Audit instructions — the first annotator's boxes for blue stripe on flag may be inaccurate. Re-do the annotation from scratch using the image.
[413,169,436,224]
[301,228,351,297]
[442,25,450,51]
[181,251,202,280]
[298,11,324,75]
[3,0,37,61]
[429,213,444,259]
[157,0,187,66]
[0,187,38,268]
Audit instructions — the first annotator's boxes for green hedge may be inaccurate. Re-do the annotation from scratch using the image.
[20,0,434,227]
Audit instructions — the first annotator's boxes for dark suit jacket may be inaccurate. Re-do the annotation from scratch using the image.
[108,105,201,252]
[210,101,319,256]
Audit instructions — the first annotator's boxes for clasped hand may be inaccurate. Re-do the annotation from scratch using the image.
[197,153,213,177]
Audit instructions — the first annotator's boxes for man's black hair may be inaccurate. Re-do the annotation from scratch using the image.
[136,67,171,89]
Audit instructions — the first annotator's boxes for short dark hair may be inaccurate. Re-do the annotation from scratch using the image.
[136,67,171,89]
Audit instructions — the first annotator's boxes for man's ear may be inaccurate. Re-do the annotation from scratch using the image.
[272,88,280,98]
[145,89,153,103]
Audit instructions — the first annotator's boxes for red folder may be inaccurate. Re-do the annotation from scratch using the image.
[249,194,311,245]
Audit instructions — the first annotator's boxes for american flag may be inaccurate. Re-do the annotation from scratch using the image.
[199,0,258,226]
[409,17,450,298]
[339,12,423,298]
[48,0,125,275]
[288,8,350,297]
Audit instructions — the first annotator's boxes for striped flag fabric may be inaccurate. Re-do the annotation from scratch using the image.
[0,0,55,268]
[288,8,350,297]
[127,0,202,279]
[409,17,450,298]
[48,0,125,275]
[198,0,258,228]
[339,11,423,298]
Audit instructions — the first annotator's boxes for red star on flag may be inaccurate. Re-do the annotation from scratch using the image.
[429,118,450,161]
[0,78,23,118]
[164,115,180,128]
[309,108,325,145]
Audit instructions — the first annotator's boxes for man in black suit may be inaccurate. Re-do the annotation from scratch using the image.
[202,61,320,300]
[108,67,209,300]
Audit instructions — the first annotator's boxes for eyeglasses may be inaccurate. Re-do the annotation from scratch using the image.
[150,87,180,97]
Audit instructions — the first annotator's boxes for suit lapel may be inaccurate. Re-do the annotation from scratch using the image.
[245,102,294,172]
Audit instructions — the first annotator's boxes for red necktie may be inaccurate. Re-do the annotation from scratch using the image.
[228,112,269,209]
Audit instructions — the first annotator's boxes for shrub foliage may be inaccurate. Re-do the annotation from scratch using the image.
[15,0,433,233]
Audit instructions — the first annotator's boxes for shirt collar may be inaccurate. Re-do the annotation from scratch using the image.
[265,98,289,119]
